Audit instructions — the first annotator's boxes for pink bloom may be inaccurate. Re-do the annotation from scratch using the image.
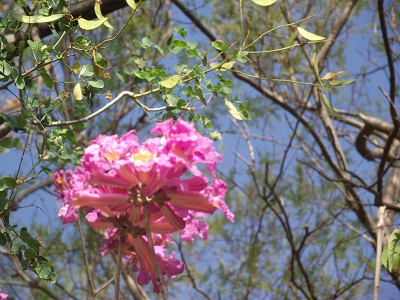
[53,118,234,292]
[0,290,8,300]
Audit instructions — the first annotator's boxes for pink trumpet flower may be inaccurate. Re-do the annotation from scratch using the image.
[0,290,8,300]
[53,118,234,292]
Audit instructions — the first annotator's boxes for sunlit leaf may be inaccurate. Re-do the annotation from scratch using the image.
[88,80,104,88]
[73,83,83,101]
[159,75,180,89]
[126,0,137,9]
[328,79,356,87]
[319,90,341,118]
[312,51,322,86]
[14,74,25,89]
[297,27,325,41]
[210,61,235,72]
[78,18,109,31]
[94,3,114,29]
[209,131,222,141]
[11,13,64,24]
[225,99,246,120]
[250,0,278,6]
[165,94,179,106]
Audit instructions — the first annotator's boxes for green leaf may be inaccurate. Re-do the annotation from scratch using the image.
[250,0,278,6]
[15,74,25,89]
[328,79,356,87]
[297,27,325,41]
[25,247,37,259]
[116,70,130,84]
[39,68,53,89]
[312,51,322,86]
[155,45,164,56]
[13,138,22,148]
[142,36,153,48]
[169,40,187,53]
[211,41,229,51]
[195,84,206,105]
[388,229,400,272]
[126,0,137,9]
[0,190,7,211]
[319,90,341,118]
[11,13,64,24]
[165,94,179,106]
[79,65,95,77]
[159,75,180,89]
[26,238,41,251]
[74,36,92,47]
[20,230,32,243]
[174,26,188,37]
[88,80,104,88]
[11,242,26,253]
[35,264,52,279]
[0,137,13,148]
[1,176,17,187]
[210,61,235,72]
[0,181,6,191]
[0,61,12,76]
[225,99,246,120]
[78,18,109,31]
[382,244,389,270]
[0,232,7,246]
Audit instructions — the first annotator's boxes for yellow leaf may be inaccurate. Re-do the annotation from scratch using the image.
[250,0,278,6]
[73,83,84,101]
[126,0,137,9]
[225,99,246,120]
[297,27,325,41]
[210,61,235,72]
[94,3,114,30]
[78,18,109,31]
[11,13,63,24]
[158,75,180,89]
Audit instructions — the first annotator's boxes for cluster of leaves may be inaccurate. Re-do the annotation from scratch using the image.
[0,214,56,283]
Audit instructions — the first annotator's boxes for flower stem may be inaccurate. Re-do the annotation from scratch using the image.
[143,204,168,300]
[77,214,96,299]
[114,237,123,300]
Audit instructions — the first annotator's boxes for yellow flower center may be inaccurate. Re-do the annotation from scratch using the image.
[130,150,156,162]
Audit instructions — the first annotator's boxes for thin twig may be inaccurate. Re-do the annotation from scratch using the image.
[77,214,96,298]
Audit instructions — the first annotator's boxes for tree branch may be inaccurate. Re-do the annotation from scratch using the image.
[3,0,141,46]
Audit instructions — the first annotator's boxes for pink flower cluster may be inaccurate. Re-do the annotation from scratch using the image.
[53,118,234,292]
